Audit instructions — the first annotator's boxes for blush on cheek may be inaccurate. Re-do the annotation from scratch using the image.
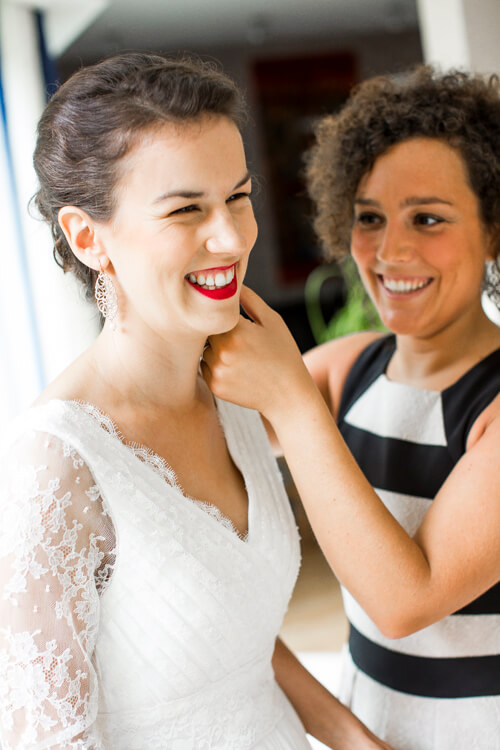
[351,232,376,260]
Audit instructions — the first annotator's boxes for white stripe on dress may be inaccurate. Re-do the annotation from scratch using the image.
[344,375,447,446]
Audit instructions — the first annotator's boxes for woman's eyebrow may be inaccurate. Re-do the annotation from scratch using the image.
[233,170,252,189]
[354,198,380,206]
[354,196,454,207]
[401,196,454,207]
[153,188,203,204]
[153,171,252,205]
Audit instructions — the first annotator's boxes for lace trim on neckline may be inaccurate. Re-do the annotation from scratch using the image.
[69,400,249,542]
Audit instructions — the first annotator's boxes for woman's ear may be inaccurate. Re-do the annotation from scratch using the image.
[485,223,500,263]
[57,206,110,272]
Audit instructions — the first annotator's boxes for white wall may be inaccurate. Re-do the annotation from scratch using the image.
[463,0,500,75]
[417,0,500,74]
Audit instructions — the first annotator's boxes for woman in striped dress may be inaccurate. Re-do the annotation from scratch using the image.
[203,67,500,749]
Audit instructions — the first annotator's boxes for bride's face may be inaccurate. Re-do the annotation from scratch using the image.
[97,116,257,339]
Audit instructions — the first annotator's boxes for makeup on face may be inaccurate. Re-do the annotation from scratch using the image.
[186,263,238,300]
[350,138,491,337]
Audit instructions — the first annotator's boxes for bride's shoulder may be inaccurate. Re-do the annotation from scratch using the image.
[0,399,84,460]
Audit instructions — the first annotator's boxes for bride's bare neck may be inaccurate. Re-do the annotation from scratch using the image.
[34,323,209,417]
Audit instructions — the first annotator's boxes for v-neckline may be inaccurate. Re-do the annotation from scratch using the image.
[62,398,252,544]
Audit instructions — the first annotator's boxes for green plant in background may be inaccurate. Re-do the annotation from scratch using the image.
[305,257,385,345]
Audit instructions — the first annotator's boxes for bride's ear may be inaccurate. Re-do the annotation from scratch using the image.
[57,206,110,272]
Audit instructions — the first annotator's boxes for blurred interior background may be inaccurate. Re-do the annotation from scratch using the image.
[2,0,499,413]
[1,1,499,745]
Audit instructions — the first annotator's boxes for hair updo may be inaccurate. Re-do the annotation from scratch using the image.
[33,52,247,299]
[305,65,500,262]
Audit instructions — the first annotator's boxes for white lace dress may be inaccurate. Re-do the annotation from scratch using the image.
[0,398,311,750]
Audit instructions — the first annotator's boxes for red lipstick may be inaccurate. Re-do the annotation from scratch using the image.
[186,264,238,300]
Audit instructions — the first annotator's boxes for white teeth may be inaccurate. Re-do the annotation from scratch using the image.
[188,266,236,289]
[383,277,429,293]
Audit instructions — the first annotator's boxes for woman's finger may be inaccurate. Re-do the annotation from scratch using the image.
[238,285,274,326]
[206,314,253,356]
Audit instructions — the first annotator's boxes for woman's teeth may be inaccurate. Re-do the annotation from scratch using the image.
[188,267,235,290]
[382,277,431,293]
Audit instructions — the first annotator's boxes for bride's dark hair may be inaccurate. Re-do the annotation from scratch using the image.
[33,52,247,300]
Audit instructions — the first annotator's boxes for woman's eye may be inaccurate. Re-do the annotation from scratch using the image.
[227,191,252,204]
[169,204,199,216]
[414,213,445,227]
[355,212,383,227]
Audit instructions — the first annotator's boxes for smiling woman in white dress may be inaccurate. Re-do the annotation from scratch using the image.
[0,54,391,750]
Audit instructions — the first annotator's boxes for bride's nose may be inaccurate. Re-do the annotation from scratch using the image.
[204,209,248,257]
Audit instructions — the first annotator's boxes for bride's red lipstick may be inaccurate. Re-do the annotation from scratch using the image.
[186,264,238,300]
[190,275,237,300]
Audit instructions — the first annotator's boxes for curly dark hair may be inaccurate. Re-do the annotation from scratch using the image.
[33,52,247,300]
[305,65,500,262]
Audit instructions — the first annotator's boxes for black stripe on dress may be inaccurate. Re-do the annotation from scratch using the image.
[442,347,500,461]
[340,423,454,499]
[453,582,500,615]
[349,624,500,698]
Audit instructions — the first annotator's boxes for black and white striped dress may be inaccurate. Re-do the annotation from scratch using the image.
[337,335,500,750]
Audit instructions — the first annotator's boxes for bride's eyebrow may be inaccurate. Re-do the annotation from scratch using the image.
[232,170,252,189]
[153,188,203,204]
[152,171,252,205]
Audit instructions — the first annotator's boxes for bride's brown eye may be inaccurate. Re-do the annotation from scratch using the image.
[169,204,199,216]
[227,192,252,203]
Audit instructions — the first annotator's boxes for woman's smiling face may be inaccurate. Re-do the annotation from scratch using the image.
[351,137,494,339]
[96,116,257,340]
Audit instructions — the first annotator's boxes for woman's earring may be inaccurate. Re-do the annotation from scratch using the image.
[95,270,118,329]
[484,259,500,310]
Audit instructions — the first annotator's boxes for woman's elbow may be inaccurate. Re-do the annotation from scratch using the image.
[372,607,430,640]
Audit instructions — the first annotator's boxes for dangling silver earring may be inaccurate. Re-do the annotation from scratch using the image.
[95,270,118,329]
[484,259,500,311]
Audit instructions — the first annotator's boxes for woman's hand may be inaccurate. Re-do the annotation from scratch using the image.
[314,699,396,749]
[202,286,315,419]
[272,639,395,750]
[331,716,395,750]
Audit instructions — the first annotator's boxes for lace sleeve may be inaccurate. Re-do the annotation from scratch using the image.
[0,430,116,749]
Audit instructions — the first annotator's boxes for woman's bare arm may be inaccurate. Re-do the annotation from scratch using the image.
[303,331,383,421]
[203,287,500,637]
[264,331,381,451]
[272,638,393,749]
